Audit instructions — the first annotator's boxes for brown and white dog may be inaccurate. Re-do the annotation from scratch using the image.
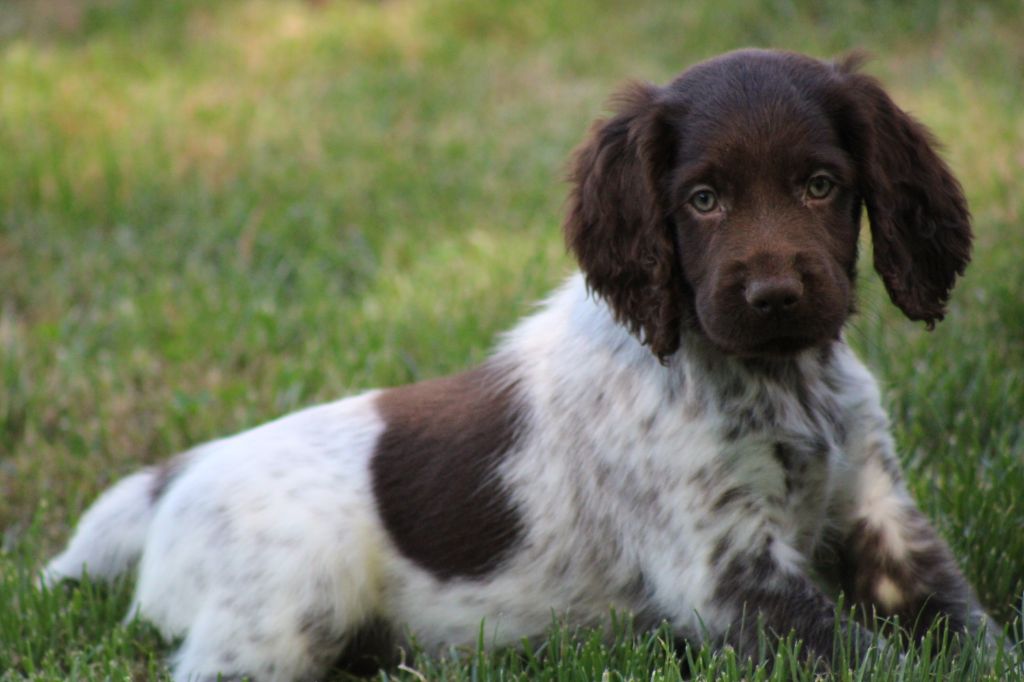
[45,49,989,681]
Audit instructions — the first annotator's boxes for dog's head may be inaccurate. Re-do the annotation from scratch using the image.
[565,49,971,360]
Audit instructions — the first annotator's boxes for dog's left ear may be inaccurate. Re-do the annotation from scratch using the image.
[564,82,685,360]
[839,62,972,327]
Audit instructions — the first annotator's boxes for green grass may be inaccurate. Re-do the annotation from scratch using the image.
[1,0,1022,679]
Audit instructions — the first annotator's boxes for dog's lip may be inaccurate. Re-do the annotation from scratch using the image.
[744,335,819,356]
[695,304,839,358]
[707,329,822,358]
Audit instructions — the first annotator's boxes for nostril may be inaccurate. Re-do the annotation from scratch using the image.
[745,277,803,315]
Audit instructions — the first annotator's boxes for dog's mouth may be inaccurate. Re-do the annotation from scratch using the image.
[738,334,821,358]
[705,332,821,359]
[697,309,835,359]
[695,291,846,359]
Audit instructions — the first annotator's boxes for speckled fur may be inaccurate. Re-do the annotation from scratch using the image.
[44,276,989,679]
[44,49,990,681]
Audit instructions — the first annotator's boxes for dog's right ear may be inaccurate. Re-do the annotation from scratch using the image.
[564,83,684,361]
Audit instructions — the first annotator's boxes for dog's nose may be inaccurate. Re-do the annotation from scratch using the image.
[745,275,803,315]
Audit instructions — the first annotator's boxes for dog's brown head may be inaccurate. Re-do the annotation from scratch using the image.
[565,49,971,361]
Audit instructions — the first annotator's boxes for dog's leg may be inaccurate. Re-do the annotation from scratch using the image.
[645,526,875,666]
[137,510,383,682]
[832,435,991,643]
[705,536,875,663]
[168,596,350,682]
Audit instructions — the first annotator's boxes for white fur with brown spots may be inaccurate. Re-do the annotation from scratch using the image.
[44,49,991,681]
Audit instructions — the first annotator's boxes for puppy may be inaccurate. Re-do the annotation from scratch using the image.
[45,49,990,681]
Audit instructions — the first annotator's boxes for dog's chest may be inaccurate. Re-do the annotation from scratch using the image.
[690,359,846,553]
[580,356,847,560]
[716,425,840,555]
[485,343,852,630]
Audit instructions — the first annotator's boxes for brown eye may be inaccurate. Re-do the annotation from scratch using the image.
[690,188,718,213]
[806,175,834,199]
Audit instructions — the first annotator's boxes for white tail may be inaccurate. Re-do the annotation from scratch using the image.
[42,468,160,586]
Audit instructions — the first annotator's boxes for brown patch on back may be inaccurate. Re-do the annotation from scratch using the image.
[371,363,525,581]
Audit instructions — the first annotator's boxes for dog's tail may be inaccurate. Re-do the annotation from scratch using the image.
[42,464,169,586]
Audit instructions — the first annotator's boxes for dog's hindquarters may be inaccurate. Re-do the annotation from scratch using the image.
[134,394,389,681]
[46,392,391,681]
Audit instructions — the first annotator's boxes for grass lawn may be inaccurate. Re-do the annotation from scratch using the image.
[1,0,1022,679]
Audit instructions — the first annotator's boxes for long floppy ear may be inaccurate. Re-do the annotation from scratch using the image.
[840,63,972,327]
[564,82,684,360]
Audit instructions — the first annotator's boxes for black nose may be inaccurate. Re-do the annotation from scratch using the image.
[745,275,803,315]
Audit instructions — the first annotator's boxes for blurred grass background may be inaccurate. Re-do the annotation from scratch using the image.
[1,0,1022,679]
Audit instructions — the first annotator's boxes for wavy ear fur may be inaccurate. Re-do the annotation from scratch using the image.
[564,82,685,360]
[839,60,972,327]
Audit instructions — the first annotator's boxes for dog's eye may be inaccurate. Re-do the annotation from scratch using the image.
[806,175,834,199]
[689,188,718,213]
